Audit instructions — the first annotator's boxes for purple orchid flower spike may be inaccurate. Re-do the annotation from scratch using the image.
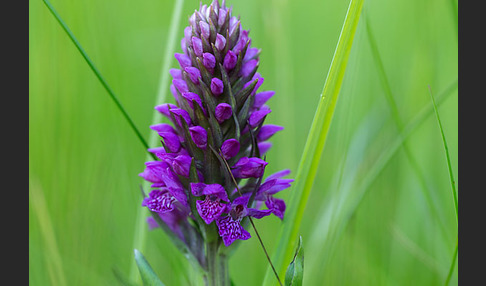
[138,1,293,280]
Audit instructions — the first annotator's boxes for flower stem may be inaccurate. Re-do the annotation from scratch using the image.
[205,241,229,286]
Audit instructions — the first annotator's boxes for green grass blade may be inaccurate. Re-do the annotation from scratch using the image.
[428,85,458,285]
[128,0,185,283]
[41,0,154,160]
[444,239,458,285]
[134,249,166,286]
[428,86,458,223]
[262,0,364,284]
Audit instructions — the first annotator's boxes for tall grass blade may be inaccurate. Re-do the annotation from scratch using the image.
[445,239,458,285]
[134,249,166,286]
[428,85,458,284]
[428,85,458,222]
[262,0,364,284]
[41,0,154,159]
[128,0,185,283]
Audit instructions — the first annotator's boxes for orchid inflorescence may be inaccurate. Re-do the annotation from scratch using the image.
[139,0,292,267]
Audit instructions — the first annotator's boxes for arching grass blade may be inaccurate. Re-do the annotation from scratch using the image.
[262,0,364,284]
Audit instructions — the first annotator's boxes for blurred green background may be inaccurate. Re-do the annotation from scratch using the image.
[29,0,458,285]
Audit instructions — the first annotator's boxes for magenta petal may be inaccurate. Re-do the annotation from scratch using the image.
[243,73,264,97]
[244,47,260,61]
[175,53,191,69]
[158,131,181,153]
[202,184,229,202]
[248,109,271,128]
[257,141,272,155]
[218,9,227,26]
[170,84,180,103]
[184,67,201,84]
[150,123,175,133]
[215,103,232,123]
[190,182,228,201]
[139,161,168,184]
[169,108,192,127]
[192,36,203,57]
[215,33,226,51]
[154,103,178,118]
[253,91,274,109]
[197,197,226,224]
[169,68,182,79]
[231,157,268,178]
[233,30,249,54]
[190,182,206,197]
[184,26,192,43]
[146,217,159,230]
[211,78,224,96]
[160,167,186,205]
[266,169,291,181]
[223,50,237,70]
[265,196,286,220]
[199,21,210,39]
[221,138,240,160]
[216,215,251,246]
[259,178,294,195]
[203,53,216,70]
[142,189,176,213]
[147,147,167,160]
[257,125,284,141]
[247,208,272,219]
[181,92,204,112]
[173,79,189,94]
[239,59,258,78]
[172,155,192,177]
[189,126,208,149]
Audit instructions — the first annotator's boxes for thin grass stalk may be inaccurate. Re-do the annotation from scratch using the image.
[262,0,364,284]
[445,239,458,285]
[428,85,458,223]
[128,0,185,283]
[365,15,450,237]
[41,0,154,160]
[428,85,458,285]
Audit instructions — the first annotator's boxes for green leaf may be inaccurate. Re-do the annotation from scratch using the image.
[262,0,364,284]
[285,236,304,286]
[428,85,458,285]
[134,249,165,286]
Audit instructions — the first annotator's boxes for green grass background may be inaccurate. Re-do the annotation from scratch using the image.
[29,0,458,285]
